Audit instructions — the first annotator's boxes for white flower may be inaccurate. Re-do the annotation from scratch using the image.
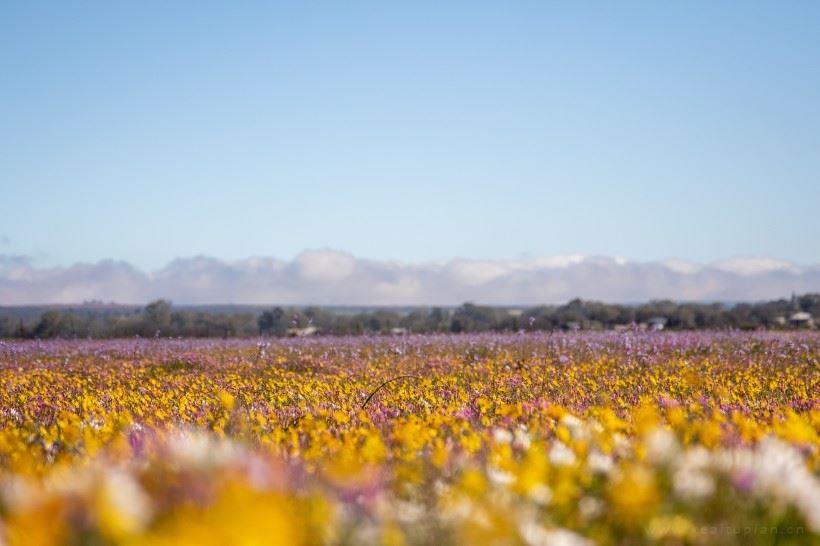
[681,446,711,469]
[487,466,515,485]
[587,450,614,474]
[493,428,513,444]
[611,433,631,457]
[0,476,37,512]
[712,436,820,531]
[673,467,715,499]
[99,469,152,533]
[671,446,714,499]
[549,442,576,466]
[560,414,589,441]
[394,500,425,523]
[528,484,552,505]
[645,428,679,464]
[514,427,532,450]
[519,521,594,546]
[578,496,603,519]
[166,431,239,468]
[753,438,820,531]
[560,414,583,430]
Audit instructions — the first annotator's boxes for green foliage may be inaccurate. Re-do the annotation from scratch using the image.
[1,294,817,339]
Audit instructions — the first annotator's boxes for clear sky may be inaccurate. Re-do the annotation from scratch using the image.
[1,1,819,270]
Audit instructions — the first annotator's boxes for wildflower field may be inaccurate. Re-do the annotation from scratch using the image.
[0,332,817,546]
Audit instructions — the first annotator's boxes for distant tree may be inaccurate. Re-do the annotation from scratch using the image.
[0,316,19,337]
[30,310,94,338]
[430,307,448,331]
[142,300,173,336]
[2,293,819,339]
[32,311,69,338]
[258,307,286,336]
[401,308,449,333]
[451,303,499,333]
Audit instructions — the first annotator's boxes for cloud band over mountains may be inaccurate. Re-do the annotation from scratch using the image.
[1,250,818,306]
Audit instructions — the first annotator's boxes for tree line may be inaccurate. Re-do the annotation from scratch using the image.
[0,294,817,339]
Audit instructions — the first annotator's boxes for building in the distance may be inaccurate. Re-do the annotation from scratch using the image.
[286,325,319,337]
[789,312,814,329]
[648,317,668,331]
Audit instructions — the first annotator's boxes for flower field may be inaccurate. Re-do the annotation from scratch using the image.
[0,332,817,546]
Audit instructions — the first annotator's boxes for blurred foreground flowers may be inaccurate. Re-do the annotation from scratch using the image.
[0,332,817,545]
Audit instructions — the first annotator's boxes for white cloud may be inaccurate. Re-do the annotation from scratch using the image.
[662,259,702,275]
[295,249,357,282]
[710,257,801,276]
[0,250,818,305]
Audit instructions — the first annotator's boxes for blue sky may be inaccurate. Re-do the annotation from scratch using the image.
[1,2,819,271]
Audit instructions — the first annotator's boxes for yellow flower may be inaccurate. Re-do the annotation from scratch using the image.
[607,465,659,526]
[217,390,235,412]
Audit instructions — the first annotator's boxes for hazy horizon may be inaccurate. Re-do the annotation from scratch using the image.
[2,250,818,306]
